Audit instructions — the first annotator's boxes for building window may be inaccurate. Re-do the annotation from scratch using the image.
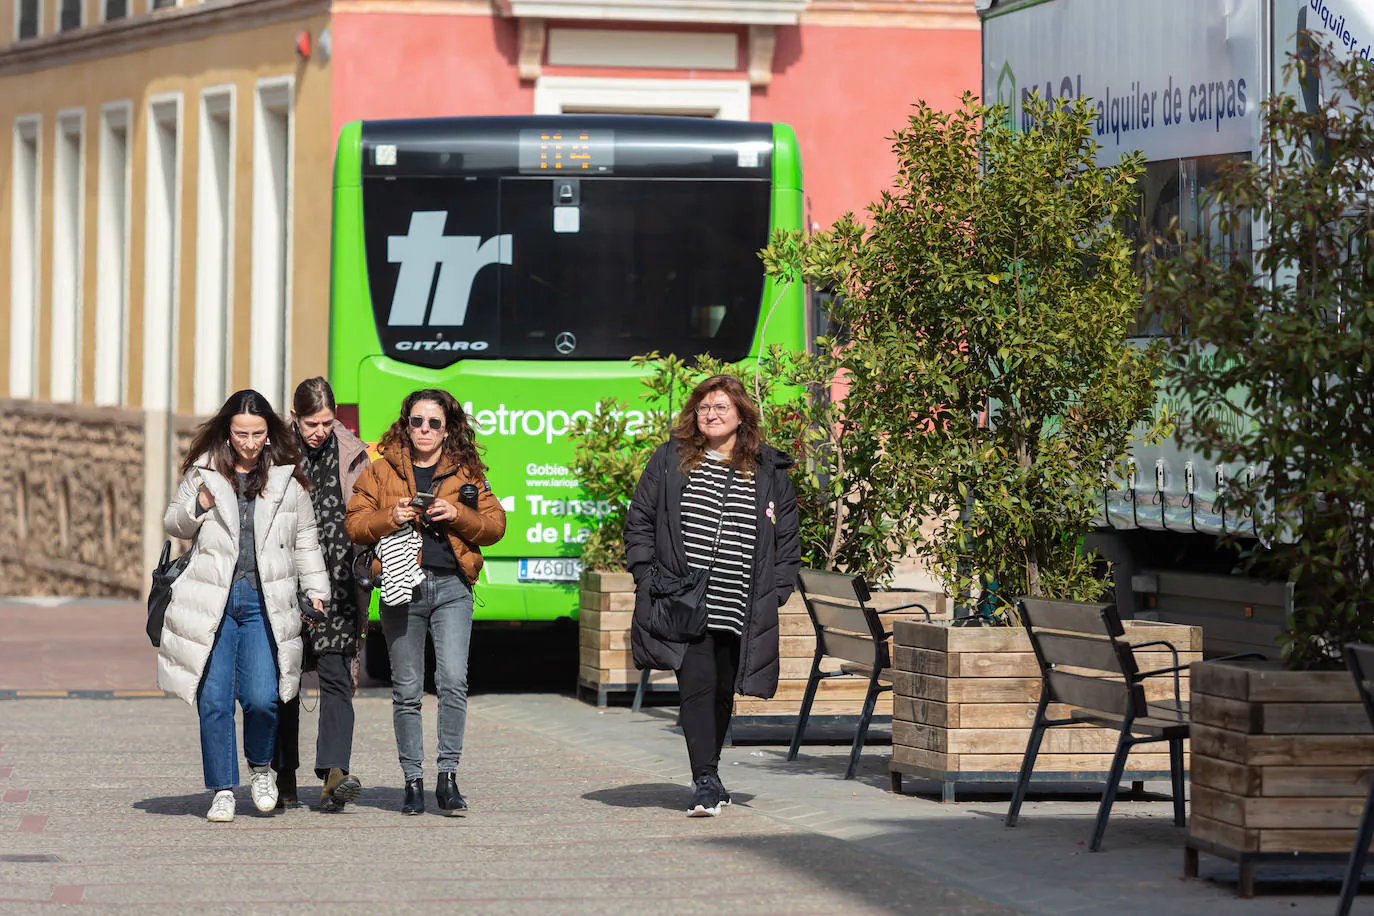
[9,117,41,399]
[150,0,175,9]
[143,97,181,412]
[251,78,294,408]
[195,88,235,414]
[16,0,39,39]
[104,0,127,20]
[95,103,131,406]
[59,0,79,30]
[51,111,85,404]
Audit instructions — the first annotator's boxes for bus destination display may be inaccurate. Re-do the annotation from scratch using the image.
[518,129,614,174]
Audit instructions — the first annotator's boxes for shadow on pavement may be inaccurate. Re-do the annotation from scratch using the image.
[132,792,277,818]
[582,782,687,811]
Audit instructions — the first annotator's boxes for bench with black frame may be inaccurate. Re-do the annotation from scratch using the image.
[1005,597,1193,852]
[1337,643,1374,916]
[786,569,929,780]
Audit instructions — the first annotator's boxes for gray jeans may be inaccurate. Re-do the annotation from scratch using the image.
[380,573,474,781]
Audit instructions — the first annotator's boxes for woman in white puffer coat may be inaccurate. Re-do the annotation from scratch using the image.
[157,389,329,823]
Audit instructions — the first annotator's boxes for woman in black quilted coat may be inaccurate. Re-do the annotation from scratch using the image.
[624,375,800,817]
[273,377,372,812]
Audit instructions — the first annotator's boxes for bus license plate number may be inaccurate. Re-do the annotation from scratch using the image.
[518,558,583,582]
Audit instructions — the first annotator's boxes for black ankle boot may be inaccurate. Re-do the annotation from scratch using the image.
[402,777,424,816]
[436,772,467,813]
[275,770,298,810]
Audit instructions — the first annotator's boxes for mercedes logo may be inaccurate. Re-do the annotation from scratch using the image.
[554,331,577,355]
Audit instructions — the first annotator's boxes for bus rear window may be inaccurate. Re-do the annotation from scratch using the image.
[361,176,771,366]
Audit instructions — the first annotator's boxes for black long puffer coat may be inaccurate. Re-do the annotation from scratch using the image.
[624,441,801,698]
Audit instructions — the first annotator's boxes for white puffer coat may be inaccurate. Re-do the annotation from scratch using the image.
[157,461,330,705]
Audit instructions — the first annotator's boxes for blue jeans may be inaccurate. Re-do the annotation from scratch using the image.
[198,579,279,791]
[380,574,474,781]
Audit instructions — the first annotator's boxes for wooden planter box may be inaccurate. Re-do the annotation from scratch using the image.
[732,590,947,724]
[1186,659,1374,897]
[576,571,675,706]
[889,619,1202,801]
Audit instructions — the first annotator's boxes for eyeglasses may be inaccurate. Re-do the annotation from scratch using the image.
[230,429,269,443]
[408,416,444,431]
[696,404,734,417]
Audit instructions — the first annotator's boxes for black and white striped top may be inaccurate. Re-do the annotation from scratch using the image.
[680,450,757,637]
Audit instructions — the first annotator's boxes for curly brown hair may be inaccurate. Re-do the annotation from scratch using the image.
[672,374,761,474]
[182,389,309,498]
[379,388,488,476]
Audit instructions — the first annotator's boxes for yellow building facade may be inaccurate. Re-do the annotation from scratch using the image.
[0,0,334,594]
[0,0,334,412]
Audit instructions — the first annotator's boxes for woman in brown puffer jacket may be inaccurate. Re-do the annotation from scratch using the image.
[345,388,506,816]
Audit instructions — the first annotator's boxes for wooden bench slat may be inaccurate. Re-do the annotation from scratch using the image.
[1020,599,1123,638]
[809,597,872,635]
[799,569,870,602]
[1070,706,1190,738]
[821,630,888,669]
[1033,631,1134,674]
[1045,669,1133,715]
[839,661,891,681]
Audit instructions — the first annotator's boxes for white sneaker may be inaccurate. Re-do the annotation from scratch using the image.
[249,766,278,813]
[206,790,235,823]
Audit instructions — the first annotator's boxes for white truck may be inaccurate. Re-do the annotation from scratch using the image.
[979,0,1374,656]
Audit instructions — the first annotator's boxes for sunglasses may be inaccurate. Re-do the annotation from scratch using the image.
[408,416,444,431]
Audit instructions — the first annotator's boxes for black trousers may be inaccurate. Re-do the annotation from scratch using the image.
[274,652,355,779]
[675,630,741,780]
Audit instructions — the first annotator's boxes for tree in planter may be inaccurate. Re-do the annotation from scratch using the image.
[762,93,1161,613]
[1146,44,1374,669]
[568,347,917,583]
[567,353,695,573]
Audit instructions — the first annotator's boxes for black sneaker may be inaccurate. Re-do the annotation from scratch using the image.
[707,773,731,807]
[687,776,722,818]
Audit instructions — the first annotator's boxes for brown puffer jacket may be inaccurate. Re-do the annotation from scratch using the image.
[344,440,506,584]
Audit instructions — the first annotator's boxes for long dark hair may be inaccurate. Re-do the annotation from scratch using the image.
[672,374,762,474]
[378,388,487,476]
[182,389,308,499]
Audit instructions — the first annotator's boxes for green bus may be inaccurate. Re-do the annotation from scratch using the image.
[328,115,807,674]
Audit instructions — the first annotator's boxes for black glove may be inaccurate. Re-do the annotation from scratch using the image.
[458,483,480,509]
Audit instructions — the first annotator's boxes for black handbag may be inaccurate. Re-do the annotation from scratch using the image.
[146,539,193,647]
[643,469,735,643]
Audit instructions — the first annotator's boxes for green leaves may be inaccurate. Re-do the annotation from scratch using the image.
[764,92,1158,613]
[1146,42,1374,670]
[567,345,916,584]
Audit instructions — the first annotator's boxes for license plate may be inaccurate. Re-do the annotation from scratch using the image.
[518,558,584,582]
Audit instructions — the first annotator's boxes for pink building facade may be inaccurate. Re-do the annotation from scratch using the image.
[327,0,980,229]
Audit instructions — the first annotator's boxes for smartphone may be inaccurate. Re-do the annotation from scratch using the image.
[410,491,436,513]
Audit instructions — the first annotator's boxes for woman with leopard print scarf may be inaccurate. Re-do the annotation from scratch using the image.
[273,377,372,812]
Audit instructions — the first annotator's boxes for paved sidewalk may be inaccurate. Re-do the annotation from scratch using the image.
[0,696,1012,914]
[0,693,1366,914]
[474,694,1367,916]
[0,601,156,694]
